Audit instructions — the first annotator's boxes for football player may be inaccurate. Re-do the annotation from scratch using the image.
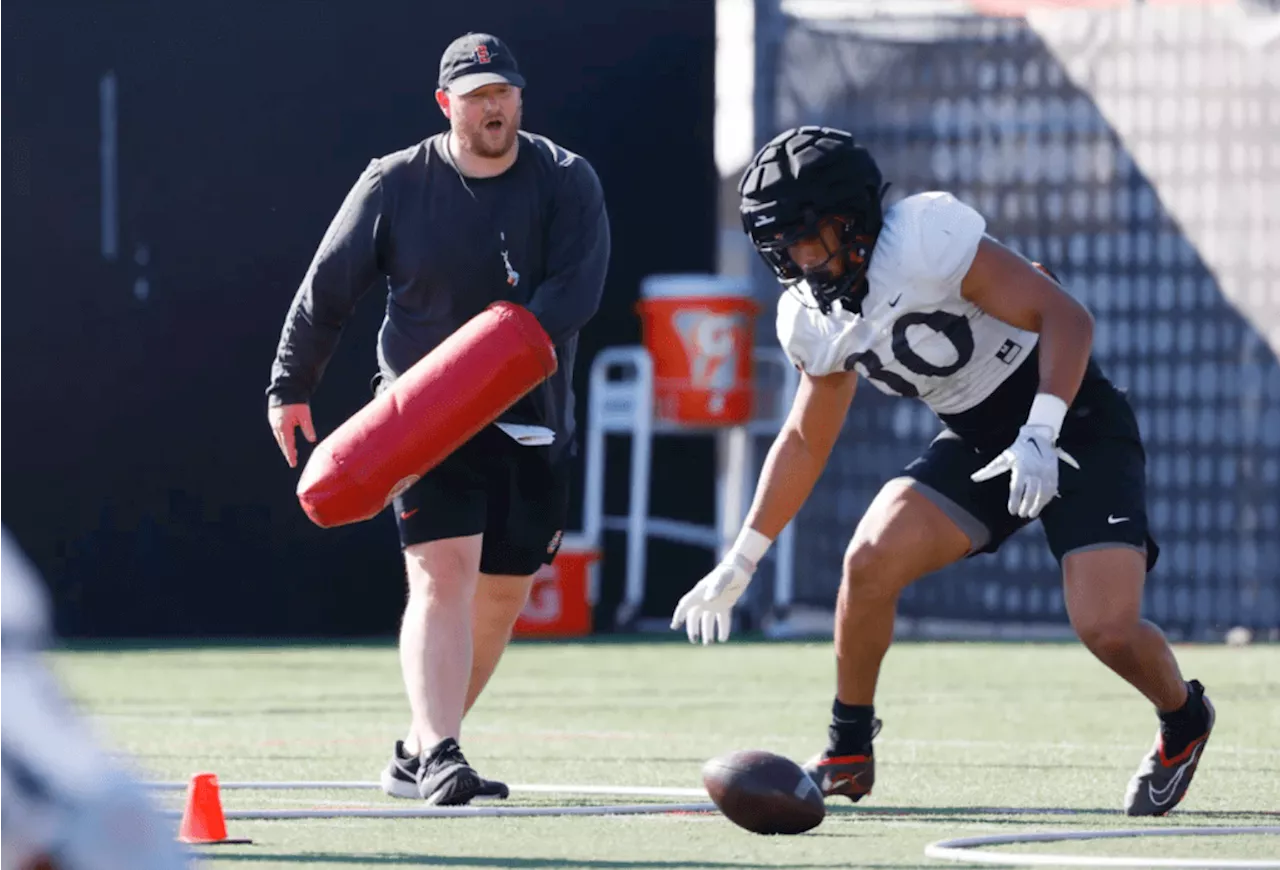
[672,126,1213,817]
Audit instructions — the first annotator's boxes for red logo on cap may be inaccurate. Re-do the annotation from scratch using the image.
[475,45,491,64]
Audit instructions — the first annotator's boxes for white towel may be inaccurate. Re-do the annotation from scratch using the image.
[495,423,555,447]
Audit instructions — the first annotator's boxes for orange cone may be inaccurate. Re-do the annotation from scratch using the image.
[178,772,251,845]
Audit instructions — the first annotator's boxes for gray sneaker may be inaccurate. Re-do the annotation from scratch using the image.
[380,739,509,805]
[1124,681,1215,816]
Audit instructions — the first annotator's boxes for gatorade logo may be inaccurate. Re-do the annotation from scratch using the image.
[672,311,746,390]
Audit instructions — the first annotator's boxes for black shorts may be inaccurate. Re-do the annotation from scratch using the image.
[903,354,1160,570]
[391,425,570,577]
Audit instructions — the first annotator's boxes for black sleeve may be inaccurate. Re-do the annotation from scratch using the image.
[525,156,611,346]
[266,160,387,406]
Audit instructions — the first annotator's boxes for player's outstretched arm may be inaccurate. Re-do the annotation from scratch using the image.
[962,238,1094,518]
[671,369,857,643]
[746,368,859,539]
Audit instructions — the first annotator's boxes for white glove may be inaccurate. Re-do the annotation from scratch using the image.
[971,423,1080,519]
[670,554,756,644]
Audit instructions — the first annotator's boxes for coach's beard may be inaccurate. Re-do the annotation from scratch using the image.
[463,105,522,160]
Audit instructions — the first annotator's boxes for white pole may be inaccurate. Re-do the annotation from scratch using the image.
[621,350,654,626]
[716,425,750,561]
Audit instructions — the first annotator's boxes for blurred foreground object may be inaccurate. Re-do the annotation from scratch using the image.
[1,529,189,870]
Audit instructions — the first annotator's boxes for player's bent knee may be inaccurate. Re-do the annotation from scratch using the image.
[1071,615,1134,661]
[841,541,909,600]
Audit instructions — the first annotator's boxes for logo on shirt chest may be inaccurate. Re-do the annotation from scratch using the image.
[996,338,1023,364]
[499,232,520,287]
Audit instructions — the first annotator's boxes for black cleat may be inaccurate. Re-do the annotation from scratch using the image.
[380,738,509,805]
[1124,680,1215,816]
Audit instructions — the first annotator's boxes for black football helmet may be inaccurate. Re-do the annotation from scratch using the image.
[738,126,888,314]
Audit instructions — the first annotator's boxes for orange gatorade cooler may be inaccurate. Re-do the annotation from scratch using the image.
[513,545,598,638]
[636,274,759,425]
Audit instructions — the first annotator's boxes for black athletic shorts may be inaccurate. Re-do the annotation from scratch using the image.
[902,349,1159,570]
[391,425,571,577]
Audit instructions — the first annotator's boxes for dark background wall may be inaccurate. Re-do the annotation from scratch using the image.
[3,0,718,636]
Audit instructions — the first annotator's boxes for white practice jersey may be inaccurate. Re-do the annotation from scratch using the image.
[776,192,1038,416]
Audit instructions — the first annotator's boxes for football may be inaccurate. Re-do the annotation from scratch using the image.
[701,749,825,835]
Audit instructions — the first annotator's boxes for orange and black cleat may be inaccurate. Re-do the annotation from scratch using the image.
[1124,680,1215,816]
[803,751,875,802]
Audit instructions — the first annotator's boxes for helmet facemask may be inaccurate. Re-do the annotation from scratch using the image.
[748,211,875,315]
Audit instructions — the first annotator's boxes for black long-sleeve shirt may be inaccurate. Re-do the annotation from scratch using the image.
[267,131,611,459]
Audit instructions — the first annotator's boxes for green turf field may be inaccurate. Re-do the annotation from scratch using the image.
[52,639,1279,868]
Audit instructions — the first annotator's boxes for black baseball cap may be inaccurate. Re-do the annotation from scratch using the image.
[438,33,526,95]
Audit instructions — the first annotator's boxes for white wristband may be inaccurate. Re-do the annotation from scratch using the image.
[1027,393,1069,442]
[727,526,773,569]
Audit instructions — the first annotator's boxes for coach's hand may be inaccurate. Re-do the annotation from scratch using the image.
[268,402,317,469]
[971,424,1079,519]
[671,556,756,645]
